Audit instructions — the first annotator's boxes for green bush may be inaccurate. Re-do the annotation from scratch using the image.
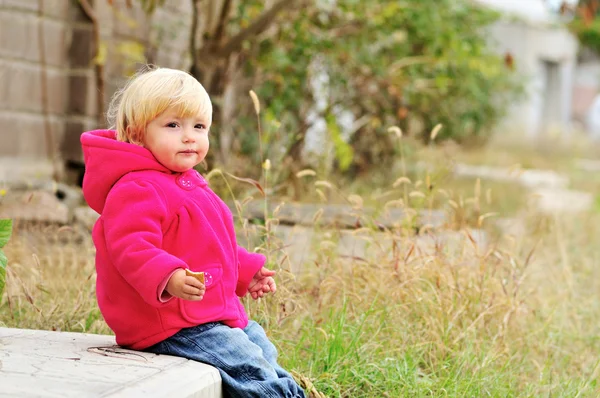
[570,18,600,55]
[243,0,521,174]
[0,219,13,298]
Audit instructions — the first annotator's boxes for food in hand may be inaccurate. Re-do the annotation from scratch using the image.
[185,269,205,284]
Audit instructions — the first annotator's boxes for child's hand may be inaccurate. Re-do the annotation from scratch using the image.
[166,269,205,301]
[248,267,277,300]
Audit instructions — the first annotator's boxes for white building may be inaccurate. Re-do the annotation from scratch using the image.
[475,0,579,138]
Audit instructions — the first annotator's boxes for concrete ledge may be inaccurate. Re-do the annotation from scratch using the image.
[0,328,222,398]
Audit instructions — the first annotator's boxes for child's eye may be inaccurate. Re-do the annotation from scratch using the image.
[166,122,178,128]
[195,124,206,130]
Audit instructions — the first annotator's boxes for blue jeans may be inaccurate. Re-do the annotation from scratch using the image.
[145,321,306,398]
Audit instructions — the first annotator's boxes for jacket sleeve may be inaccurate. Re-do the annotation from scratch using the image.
[235,246,266,297]
[102,179,186,307]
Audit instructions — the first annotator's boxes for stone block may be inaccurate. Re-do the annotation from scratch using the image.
[0,10,38,61]
[42,0,70,20]
[0,60,67,114]
[1,178,83,216]
[235,219,490,275]
[0,328,222,397]
[44,19,70,66]
[3,0,71,19]
[0,130,20,154]
[495,217,527,238]
[68,70,98,116]
[69,25,95,68]
[69,0,91,22]
[0,11,68,66]
[74,205,100,231]
[0,111,65,158]
[61,119,85,161]
[60,116,101,165]
[0,157,55,182]
[531,188,593,213]
[0,60,7,99]
[0,189,69,223]
[68,73,89,114]
[454,163,569,190]
[1,0,39,13]
[238,200,448,230]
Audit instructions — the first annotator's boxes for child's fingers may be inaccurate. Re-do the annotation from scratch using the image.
[265,278,276,293]
[261,268,277,277]
[181,292,203,301]
[182,283,203,297]
[185,276,205,289]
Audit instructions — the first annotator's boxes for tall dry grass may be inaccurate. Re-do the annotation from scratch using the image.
[2,146,600,396]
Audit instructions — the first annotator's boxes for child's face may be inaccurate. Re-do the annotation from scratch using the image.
[144,108,210,173]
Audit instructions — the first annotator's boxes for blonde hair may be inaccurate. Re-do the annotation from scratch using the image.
[107,66,213,144]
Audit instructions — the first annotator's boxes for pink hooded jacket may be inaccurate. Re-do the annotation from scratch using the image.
[81,130,265,350]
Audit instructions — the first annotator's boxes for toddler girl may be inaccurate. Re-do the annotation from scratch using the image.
[81,66,305,398]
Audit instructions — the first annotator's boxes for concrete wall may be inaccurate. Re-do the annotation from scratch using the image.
[487,21,578,138]
[0,0,73,181]
[0,0,192,183]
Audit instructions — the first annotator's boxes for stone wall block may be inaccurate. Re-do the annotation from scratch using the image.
[3,0,69,19]
[0,128,21,155]
[42,18,69,66]
[61,119,84,161]
[60,115,98,163]
[42,0,70,20]
[2,61,66,114]
[72,70,99,118]
[0,61,10,108]
[2,0,39,13]
[46,67,68,114]
[0,112,65,157]
[68,71,89,115]
[0,11,68,66]
[69,25,95,68]
[0,0,194,173]
[0,11,40,62]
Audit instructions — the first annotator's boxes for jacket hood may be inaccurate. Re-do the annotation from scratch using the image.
[81,130,171,213]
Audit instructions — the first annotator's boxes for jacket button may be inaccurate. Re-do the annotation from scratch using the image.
[176,175,195,190]
[204,272,213,287]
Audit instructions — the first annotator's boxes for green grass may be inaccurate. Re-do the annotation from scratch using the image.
[3,140,600,397]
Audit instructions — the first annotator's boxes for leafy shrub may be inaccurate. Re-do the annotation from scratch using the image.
[0,219,13,297]
[245,0,521,174]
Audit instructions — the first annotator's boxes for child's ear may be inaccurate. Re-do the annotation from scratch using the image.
[127,126,144,146]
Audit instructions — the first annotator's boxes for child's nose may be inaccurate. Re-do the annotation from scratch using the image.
[182,127,196,142]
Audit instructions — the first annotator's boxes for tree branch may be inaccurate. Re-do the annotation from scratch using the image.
[77,0,97,22]
[213,0,233,45]
[78,0,105,126]
[38,0,58,180]
[216,0,300,57]
[190,0,200,66]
